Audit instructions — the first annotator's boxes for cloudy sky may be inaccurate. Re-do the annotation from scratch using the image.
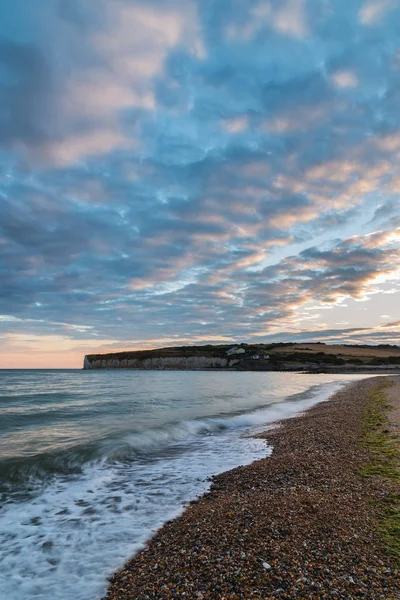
[0,0,399,368]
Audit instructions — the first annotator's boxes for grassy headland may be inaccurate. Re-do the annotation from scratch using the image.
[86,342,400,372]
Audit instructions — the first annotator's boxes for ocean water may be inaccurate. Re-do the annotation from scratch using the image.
[0,369,368,600]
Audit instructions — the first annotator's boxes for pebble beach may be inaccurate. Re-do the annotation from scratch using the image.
[105,377,400,600]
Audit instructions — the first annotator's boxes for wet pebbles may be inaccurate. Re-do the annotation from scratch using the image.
[105,377,399,599]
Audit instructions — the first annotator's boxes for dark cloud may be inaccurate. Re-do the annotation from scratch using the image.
[369,201,399,225]
[381,320,400,329]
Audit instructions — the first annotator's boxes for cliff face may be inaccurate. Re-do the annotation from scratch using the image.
[84,355,237,370]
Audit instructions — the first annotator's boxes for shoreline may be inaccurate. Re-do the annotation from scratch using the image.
[83,366,400,375]
[105,376,399,599]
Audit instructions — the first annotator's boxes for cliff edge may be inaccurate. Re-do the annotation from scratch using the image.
[83,344,249,370]
[83,343,400,371]
[84,354,235,370]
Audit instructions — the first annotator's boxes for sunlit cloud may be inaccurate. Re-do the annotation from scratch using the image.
[331,71,359,89]
[359,0,394,25]
[273,0,309,39]
[42,129,132,166]
[222,116,249,134]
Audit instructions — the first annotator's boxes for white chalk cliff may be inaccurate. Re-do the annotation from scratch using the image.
[84,355,238,370]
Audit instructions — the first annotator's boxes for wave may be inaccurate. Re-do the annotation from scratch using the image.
[0,444,101,499]
[113,381,341,457]
[0,380,344,496]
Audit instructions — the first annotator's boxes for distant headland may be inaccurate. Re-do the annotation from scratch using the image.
[83,342,400,373]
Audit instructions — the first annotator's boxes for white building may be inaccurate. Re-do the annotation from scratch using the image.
[226,346,246,356]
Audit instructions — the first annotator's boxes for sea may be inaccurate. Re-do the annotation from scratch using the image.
[0,369,369,600]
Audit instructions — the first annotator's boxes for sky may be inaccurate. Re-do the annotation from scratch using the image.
[0,0,399,368]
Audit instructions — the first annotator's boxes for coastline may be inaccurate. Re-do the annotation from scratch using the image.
[83,365,400,375]
[83,358,400,375]
[105,376,399,600]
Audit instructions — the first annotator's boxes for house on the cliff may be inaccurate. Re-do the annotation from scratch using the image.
[226,346,246,356]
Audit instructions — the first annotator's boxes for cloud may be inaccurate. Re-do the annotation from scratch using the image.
[0,0,204,165]
[273,0,309,39]
[359,0,395,25]
[331,70,358,88]
[0,0,400,365]
[41,129,132,166]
